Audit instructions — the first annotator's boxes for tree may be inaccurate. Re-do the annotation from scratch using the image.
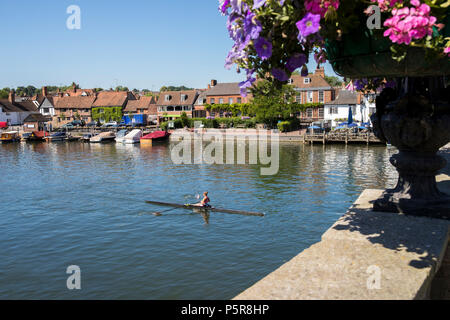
[115,86,129,92]
[324,76,344,87]
[0,88,11,99]
[160,85,193,92]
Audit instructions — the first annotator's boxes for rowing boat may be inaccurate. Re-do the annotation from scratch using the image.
[145,201,265,217]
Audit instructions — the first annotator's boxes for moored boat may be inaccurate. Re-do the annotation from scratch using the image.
[140,131,170,146]
[45,132,67,142]
[123,129,142,144]
[27,131,49,142]
[1,131,21,143]
[90,131,116,143]
[81,133,93,142]
[66,134,81,142]
[114,129,129,143]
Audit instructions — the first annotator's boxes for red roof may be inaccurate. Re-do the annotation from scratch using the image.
[0,122,7,128]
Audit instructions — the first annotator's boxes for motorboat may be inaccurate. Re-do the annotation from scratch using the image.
[123,129,142,144]
[90,131,116,143]
[45,132,67,142]
[114,130,129,143]
[81,133,93,142]
[140,131,170,146]
[1,131,21,143]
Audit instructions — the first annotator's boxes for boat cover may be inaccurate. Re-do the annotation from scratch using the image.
[141,131,170,140]
[0,122,7,128]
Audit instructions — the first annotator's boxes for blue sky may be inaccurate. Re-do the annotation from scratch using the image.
[0,0,338,90]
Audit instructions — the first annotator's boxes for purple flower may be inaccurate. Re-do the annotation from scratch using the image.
[239,77,256,97]
[286,53,307,72]
[220,0,230,14]
[253,0,266,10]
[272,68,289,82]
[254,37,272,60]
[296,13,321,40]
[301,65,309,77]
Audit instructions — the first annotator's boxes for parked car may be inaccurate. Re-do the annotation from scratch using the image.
[86,121,99,127]
[61,123,75,130]
[101,122,118,128]
[71,120,86,127]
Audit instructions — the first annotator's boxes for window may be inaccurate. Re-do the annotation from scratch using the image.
[288,79,294,84]
[167,106,174,111]
[210,98,215,104]
[319,108,324,118]
[181,94,187,102]
[307,108,313,118]
[175,106,182,111]
[229,98,233,104]
[165,95,171,102]
[319,91,324,103]
[308,91,313,103]
[295,95,301,103]
[219,98,224,104]
[198,98,204,105]
[330,107,339,115]
[237,98,242,103]
[304,78,311,84]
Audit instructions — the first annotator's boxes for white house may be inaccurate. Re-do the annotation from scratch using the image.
[0,91,38,126]
[324,90,372,128]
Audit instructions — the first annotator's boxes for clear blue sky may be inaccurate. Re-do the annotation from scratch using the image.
[0,0,338,90]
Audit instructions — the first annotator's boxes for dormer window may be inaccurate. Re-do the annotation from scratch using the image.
[304,78,311,84]
[288,79,294,84]
[165,95,172,102]
[180,94,188,102]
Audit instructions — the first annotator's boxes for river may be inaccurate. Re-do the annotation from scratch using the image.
[0,141,398,299]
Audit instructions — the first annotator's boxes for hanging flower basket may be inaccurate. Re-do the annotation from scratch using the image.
[326,17,450,78]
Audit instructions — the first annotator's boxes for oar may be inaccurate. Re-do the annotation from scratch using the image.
[151,207,181,216]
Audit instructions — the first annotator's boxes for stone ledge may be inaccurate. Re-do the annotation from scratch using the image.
[234,175,450,300]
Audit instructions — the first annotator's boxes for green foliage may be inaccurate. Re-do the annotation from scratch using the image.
[277,118,300,133]
[204,103,252,116]
[324,76,344,87]
[0,88,11,99]
[115,86,129,92]
[180,112,190,127]
[92,107,123,123]
[160,85,194,92]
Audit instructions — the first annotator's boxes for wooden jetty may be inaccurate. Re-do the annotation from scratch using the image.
[303,132,384,145]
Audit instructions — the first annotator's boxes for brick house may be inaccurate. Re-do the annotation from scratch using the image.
[288,67,337,126]
[91,91,136,123]
[124,96,158,124]
[54,96,97,126]
[0,90,39,126]
[23,113,52,132]
[156,90,199,123]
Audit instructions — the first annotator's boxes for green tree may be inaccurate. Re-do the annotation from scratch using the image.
[324,76,344,87]
[0,88,11,99]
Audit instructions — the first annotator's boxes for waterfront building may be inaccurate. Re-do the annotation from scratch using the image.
[91,91,136,124]
[0,90,38,126]
[156,90,199,123]
[30,87,56,118]
[54,96,97,126]
[288,67,336,127]
[123,96,158,125]
[324,90,371,128]
[23,113,52,132]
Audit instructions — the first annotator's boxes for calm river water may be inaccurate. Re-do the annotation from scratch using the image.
[0,141,398,299]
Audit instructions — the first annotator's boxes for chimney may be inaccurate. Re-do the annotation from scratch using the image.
[42,86,48,97]
[8,90,15,103]
[207,84,211,90]
[211,79,217,87]
[315,66,325,78]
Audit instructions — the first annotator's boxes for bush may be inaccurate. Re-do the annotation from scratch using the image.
[277,118,300,132]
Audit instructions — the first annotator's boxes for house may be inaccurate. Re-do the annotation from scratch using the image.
[54,96,97,126]
[193,90,209,118]
[203,81,249,118]
[0,90,38,126]
[30,87,56,117]
[156,90,199,123]
[288,67,337,126]
[123,96,158,125]
[324,90,369,128]
[91,91,136,124]
[63,84,95,97]
[23,113,52,132]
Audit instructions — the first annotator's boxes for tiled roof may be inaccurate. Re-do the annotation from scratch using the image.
[23,113,52,122]
[124,96,156,112]
[205,83,241,96]
[326,90,359,105]
[291,74,332,90]
[54,96,96,109]
[0,99,38,112]
[157,90,198,106]
[92,91,134,108]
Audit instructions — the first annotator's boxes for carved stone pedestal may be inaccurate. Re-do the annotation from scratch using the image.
[372,78,450,219]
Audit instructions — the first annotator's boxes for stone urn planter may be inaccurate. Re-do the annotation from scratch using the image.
[326,24,450,219]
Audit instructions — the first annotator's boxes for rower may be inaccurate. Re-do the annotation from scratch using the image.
[196,192,211,208]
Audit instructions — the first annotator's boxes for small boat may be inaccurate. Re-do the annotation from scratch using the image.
[1,131,21,143]
[114,130,129,143]
[90,131,116,143]
[145,200,265,217]
[23,131,48,142]
[140,131,171,146]
[45,132,67,142]
[66,134,81,142]
[123,129,143,144]
[81,133,93,142]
